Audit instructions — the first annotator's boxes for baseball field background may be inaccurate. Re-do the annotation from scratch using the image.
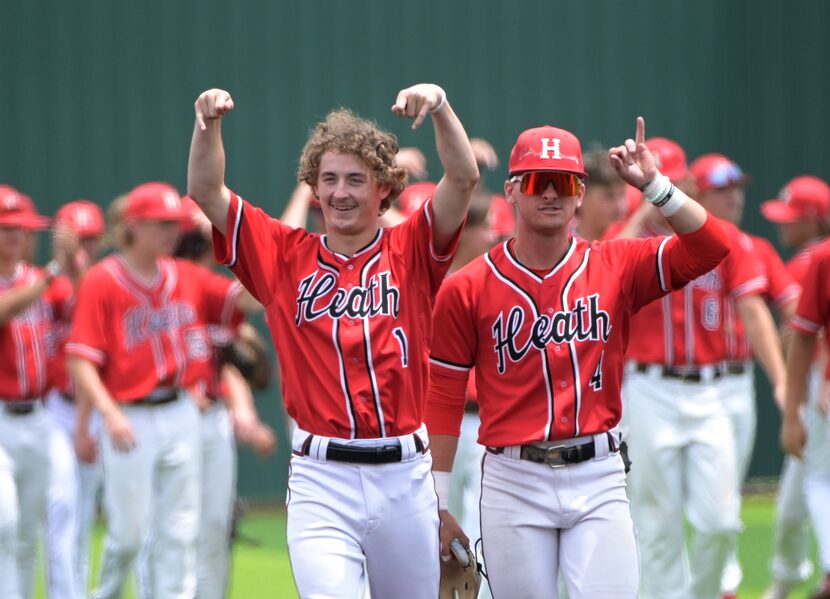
[3,1,828,595]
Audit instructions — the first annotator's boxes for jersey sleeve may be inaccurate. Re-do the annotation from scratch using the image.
[721,227,768,300]
[792,244,830,335]
[424,268,479,436]
[43,276,74,322]
[65,269,110,365]
[188,262,245,328]
[388,199,463,297]
[212,191,312,306]
[754,236,800,307]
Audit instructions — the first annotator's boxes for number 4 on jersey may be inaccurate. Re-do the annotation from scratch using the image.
[589,351,604,391]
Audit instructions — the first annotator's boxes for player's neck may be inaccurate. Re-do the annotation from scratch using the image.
[120,247,160,281]
[512,229,571,270]
[574,220,604,243]
[325,226,380,258]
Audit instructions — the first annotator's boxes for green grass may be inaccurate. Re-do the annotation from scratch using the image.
[34,495,820,598]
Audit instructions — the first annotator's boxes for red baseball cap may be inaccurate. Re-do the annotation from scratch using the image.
[0,186,50,229]
[644,137,688,183]
[125,182,187,222]
[398,182,437,217]
[178,196,204,233]
[508,126,586,177]
[55,200,105,237]
[690,153,748,192]
[490,194,516,238]
[761,176,830,223]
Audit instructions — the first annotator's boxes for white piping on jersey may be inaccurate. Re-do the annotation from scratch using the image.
[502,237,577,282]
[560,248,591,438]
[662,295,673,365]
[656,237,671,293]
[684,285,695,365]
[66,342,106,364]
[228,197,243,268]
[331,317,358,439]
[484,252,556,441]
[321,228,383,261]
[730,276,767,299]
[221,281,244,325]
[105,258,168,383]
[361,252,386,437]
[422,200,454,263]
[161,262,186,388]
[316,259,339,277]
[792,314,822,333]
[429,357,473,372]
[774,284,800,308]
[12,318,28,397]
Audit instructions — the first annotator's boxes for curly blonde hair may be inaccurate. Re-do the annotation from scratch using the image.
[298,109,407,213]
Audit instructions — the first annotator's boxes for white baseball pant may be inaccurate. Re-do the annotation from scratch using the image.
[479,433,638,599]
[625,366,740,599]
[287,424,439,599]
[804,371,830,573]
[92,393,201,599]
[717,363,756,594]
[45,389,103,599]
[0,401,51,599]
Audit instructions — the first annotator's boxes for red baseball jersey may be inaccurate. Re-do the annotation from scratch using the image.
[0,263,70,399]
[212,192,460,439]
[44,275,76,394]
[625,220,766,366]
[67,255,243,402]
[427,222,727,447]
[724,234,800,362]
[791,238,830,378]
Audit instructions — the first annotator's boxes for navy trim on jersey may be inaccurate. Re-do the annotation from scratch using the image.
[321,228,383,261]
[332,318,359,439]
[429,356,474,371]
[360,251,386,438]
[560,248,591,438]
[503,237,577,283]
[316,250,341,275]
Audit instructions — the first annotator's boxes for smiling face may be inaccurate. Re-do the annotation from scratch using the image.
[505,174,584,235]
[315,152,389,238]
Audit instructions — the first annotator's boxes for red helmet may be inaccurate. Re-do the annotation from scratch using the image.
[690,153,748,192]
[398,182,438,217]
[761,176,830,223]
[644,137,688,183]
[55,200,105,237]
[508,126,586,177]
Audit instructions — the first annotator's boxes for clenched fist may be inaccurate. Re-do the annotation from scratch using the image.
[194,89,235,131]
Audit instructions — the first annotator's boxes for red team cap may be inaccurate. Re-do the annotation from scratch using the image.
[55,200,105,237]
[761,175,830,223]
[508,126,586,177]
[178,196,204,232]
[398,181,438,217]
[690,153,748,192]
[644,137,688,183]
[125,182,188,222]
[0,185,50,229]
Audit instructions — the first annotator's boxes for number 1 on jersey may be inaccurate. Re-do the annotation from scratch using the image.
[589,351,604,391]
[393,327,409,368]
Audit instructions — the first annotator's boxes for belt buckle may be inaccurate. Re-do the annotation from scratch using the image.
[544,445,570,468]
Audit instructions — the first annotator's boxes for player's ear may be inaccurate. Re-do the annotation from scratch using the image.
[575,180,586,209]
[504,179,517,205]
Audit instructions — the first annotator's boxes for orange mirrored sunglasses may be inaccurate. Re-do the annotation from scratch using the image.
[511,171,582,197]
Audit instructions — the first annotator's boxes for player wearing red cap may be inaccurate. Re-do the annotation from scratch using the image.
[617,138,787,599]
[0,186,81,599]
[687,153,800,599]
[43,200,107,599]
[427,118,730,598]
[188,84,478,598]
[575,148,628,242]
[66,183,259,599]
[763,175,830,599]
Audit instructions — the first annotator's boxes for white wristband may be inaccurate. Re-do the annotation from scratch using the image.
[433,470,451,511]
[430,87,447,114]
[642,174,671,204]
[654,184,689,217]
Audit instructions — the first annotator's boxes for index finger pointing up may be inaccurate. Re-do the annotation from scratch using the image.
[635,116,646,145]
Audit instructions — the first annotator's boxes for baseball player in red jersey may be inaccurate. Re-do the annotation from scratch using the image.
[764,175,830,599]
[426,117,730,599]
[686,154,800,598]
[618,140,787,599]
[782,235,830,599]
[187,83,478,598]
[0,186,80,599]
[66,183,259,599]
[43,200,106,599]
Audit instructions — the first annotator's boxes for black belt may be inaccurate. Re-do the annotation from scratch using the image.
[487,438,603,467]
[129,389,179,406]
[296,434,426,464]
[634,363,723,383]
[3,400,40,416]
[59,391,74,403]
[464,401,479,414]
[724,362,749,376]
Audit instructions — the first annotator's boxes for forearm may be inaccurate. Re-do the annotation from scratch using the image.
[0,278,49,324]
[739,295,786,388]
[187,120,231,234]
[74,385,94,434]
[67,357,120,421]
[663,188,709,235]
[430,434,460,472]
[221,364,256,416]
[784,331,816,419]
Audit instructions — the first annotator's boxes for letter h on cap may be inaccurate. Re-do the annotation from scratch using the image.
[540,138,561,160]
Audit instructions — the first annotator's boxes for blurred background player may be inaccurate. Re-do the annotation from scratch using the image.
[685,154,799,599]
[44,200,106,599]
[619,137,787,599]
[574,148,628,242]
[0,185,79,599]
[762,175,830,599]
[66,182,260,599]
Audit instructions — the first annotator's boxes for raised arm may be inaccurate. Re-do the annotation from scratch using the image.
[609,117,708,234]
[391,84,479,253]
[188,89,235,235]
